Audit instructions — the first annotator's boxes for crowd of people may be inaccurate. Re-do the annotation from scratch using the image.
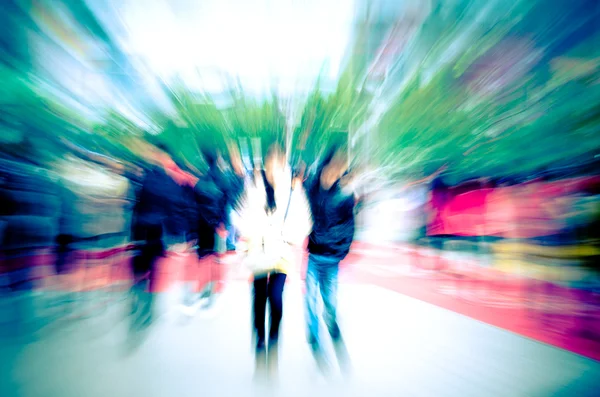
[128,139,357,375]
[7,137,356,374]
[1,128,361,376]
[232,143,356,374]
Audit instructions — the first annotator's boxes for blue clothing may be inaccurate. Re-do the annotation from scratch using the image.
[305,253,341,344]
[194,167,244,256]
[226,206,237,250]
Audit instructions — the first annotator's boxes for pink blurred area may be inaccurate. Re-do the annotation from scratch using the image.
[1,238,599,361]
[428,176,600,238]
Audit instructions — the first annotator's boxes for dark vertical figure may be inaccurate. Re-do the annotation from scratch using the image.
[185,146,240,307]
[196,148,226,256]
[303,144,355,352]
[54,182,77,281]
[129,145,182,327]
[224,145,246,251]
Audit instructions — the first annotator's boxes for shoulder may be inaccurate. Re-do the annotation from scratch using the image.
[303,171,319,191]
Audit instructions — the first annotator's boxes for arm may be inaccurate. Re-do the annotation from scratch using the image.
[164,160,199,188]
[282,187,313,247]
[192,175,219,201]
[232,179,265,254]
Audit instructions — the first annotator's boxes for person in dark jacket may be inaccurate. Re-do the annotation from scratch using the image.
[182,145,244,310]
[224,144,246,251]
[303,144,355,353]
[129,142,186,326]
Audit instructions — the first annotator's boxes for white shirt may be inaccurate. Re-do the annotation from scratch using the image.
[235,167,312,274]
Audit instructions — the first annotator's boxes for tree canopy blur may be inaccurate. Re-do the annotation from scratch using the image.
[1,0,599,185]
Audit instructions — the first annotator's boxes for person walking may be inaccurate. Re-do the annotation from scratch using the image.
[129,142,185,327]
[181,146,232,310]
[303,144,356,356]
[236,144,312,375]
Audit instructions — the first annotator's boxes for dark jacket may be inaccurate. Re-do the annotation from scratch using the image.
[130,164,183,246]
[193,166,244,256]
[129,164,181,275]
[227,169,246,212]
[304,168,355,261]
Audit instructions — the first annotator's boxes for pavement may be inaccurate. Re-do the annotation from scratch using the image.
[1,275,599,397]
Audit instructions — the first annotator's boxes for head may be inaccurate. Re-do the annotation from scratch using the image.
[151,142,178,170]
[200,144,221,170]
[129,138,173,168]
[264,144,286,188]
[320,145,348,190]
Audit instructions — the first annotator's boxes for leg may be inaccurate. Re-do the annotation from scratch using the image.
[143,251,162,326]
[305,255,320,346]
[130,248,151,317]
[267,272,286,378]
[145,225,164,294]
[207,233,226,299]
[211,252,224,296]
[267,272,287,343]
[252,275,269,350]
[319,259,340,340]
[146,250,162,294]
[196,252,212,297]
[226,215,236,251]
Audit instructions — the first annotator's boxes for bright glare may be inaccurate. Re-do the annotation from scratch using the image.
[120,0,355,96]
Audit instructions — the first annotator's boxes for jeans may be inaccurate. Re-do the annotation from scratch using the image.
[226,222,237,250]
[305,254,341,345]
[227,224,237,251]
[253,272,287,348]
[225,207,237,250]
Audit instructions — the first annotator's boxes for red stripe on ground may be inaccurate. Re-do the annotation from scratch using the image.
[10,242,599,361]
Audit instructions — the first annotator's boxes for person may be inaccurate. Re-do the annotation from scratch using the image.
[131,139,197,329]
[303,144,355,354]
[183,145,242,309]
[224,143,246,251]
[236,144,312,373]
[129,142,184,327]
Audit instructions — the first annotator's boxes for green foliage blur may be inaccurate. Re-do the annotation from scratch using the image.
[1,0,599,184]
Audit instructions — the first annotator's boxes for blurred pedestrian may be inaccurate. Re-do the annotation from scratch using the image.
[129,142,184,327]
[303,144,355,353]
[236,144,312,374]
[182,144,242,310]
